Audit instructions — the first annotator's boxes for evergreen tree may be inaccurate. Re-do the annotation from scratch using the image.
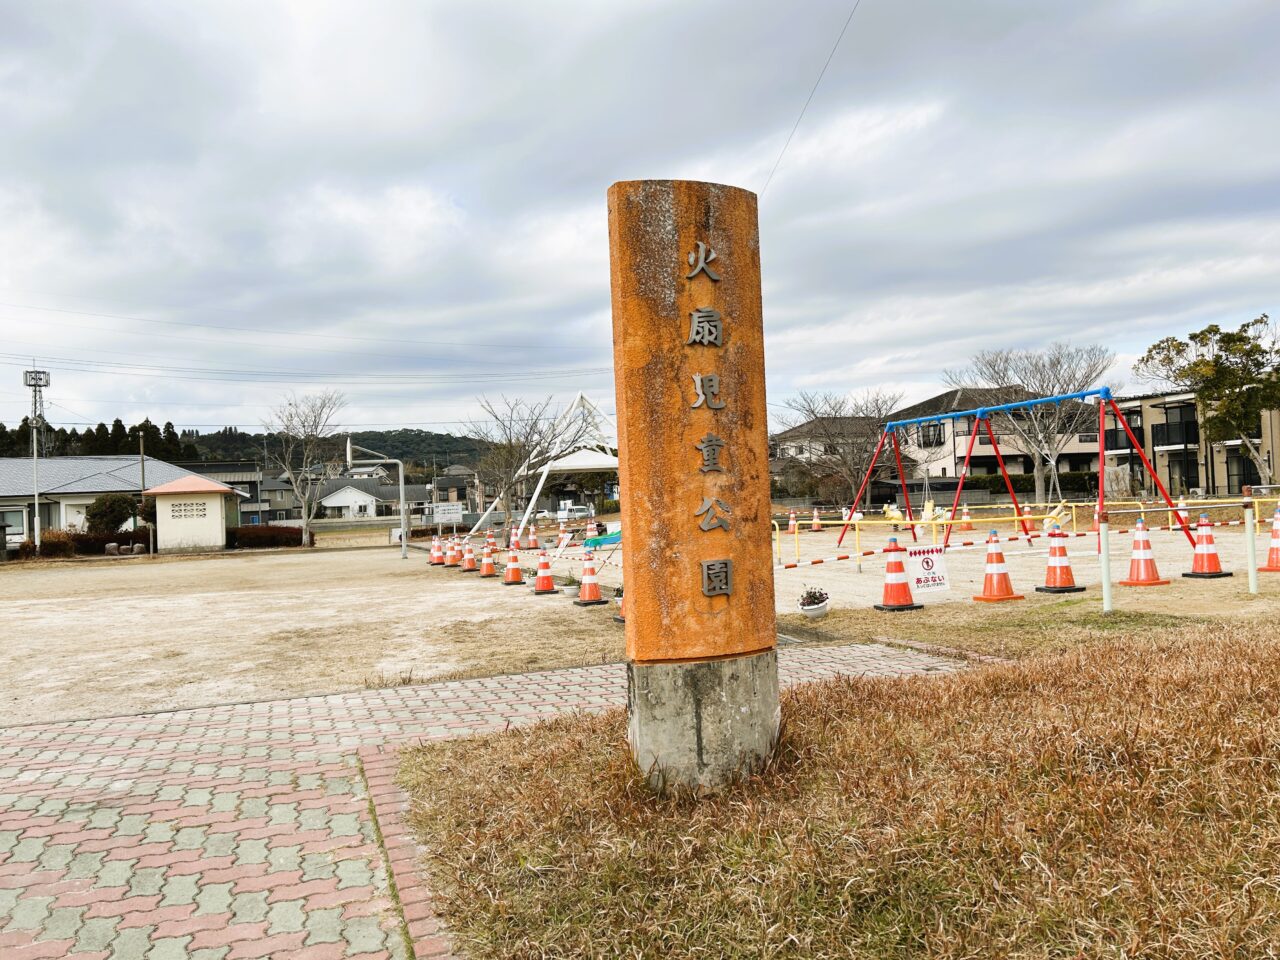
[109,419,128,453]
[161,422,181,459]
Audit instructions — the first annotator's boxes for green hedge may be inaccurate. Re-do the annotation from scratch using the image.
[962,471,1098,496]
[227,525,313,549]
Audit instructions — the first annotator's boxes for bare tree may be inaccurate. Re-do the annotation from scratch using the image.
[776,389,903,505]
[466,395,595,532]
[945,342,1114,503]
[262,390,347,547]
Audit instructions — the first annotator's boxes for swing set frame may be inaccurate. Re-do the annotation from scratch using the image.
[835,387,1196,550]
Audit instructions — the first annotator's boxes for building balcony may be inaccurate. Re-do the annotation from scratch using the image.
[1151,421,1199,447]
[1104,426,1143,451]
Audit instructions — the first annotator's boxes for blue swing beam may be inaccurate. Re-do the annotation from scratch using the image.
[882,387,1112,432]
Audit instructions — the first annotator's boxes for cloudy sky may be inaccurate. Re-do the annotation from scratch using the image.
[1,0,1277,437]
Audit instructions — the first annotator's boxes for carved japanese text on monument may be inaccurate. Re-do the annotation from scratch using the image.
[685,241,732,597]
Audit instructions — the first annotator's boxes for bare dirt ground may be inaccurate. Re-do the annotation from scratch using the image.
[0,548,620,726]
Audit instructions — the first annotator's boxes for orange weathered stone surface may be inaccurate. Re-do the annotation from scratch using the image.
[608,180,777,664]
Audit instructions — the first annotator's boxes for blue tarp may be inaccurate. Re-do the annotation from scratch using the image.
[583,531,621,549]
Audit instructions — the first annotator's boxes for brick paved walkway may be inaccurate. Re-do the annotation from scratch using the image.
[0,642,959,958]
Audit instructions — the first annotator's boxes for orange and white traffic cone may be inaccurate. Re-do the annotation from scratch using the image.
[527,523,540,551]
[530,550,559,595]
[1118,518,1169,586]
[459,540,478,573]
[787,509,797,534]
[874,538,922,612]
[443,538,459,568]
[974,531,1024,602]
[1090,506,1100,533]
[558,519,568,544]
[958,505,974,532]
[502,543,525,585]
[511,527,522,551]
[485,530,498,555]
[1036,524,1084,594]
[1184,513,1232,579]
[573,551,608,606]
[810,507,822,533]
[429,536,444,566]
[478,542,497,578]
[1261,508,1280,573]
[1175,498,1189,528]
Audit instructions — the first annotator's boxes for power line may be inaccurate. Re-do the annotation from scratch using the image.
[760,0,864,196]
[0,353,610,385]
[0,315,515,368]
[0,300,565,351]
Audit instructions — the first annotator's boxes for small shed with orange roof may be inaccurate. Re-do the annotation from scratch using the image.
[144,474,239,553]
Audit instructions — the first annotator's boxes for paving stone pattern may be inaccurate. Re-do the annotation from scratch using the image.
[0,643,959,958]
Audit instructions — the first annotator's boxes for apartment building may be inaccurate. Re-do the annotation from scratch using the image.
[1105,391,1279,496]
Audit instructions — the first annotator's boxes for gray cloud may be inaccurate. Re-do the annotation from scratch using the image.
[0,0,1276,434]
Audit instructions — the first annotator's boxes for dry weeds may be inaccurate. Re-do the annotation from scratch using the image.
[399,622,1280,958]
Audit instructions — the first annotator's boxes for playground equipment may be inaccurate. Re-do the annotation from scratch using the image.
[836,388,1196,552]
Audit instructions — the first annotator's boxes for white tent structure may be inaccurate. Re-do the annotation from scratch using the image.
[468,392,618,538]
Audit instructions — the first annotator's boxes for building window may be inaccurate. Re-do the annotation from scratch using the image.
[1078,433,1098,444]
[919,423,944,447]
[1,508,23,538]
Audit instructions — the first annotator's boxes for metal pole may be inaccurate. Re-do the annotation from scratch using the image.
[31,412,40,552]
[397,459,408,560]
[1099,512,1113,614]
[1244,486,1259,596]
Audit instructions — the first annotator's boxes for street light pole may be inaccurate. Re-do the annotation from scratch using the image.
[347,437,409,559]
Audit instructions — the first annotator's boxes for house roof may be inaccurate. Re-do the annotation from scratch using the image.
[144,476,237,496]
[317,478,434,503]
[890,386,1036,422]
[772,416,876,441]
[0,456,200,499]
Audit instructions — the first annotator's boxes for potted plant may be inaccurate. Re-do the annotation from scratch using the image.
[798,585,829,620]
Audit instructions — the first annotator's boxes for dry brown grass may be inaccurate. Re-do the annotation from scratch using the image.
[399,622,1280,958]
[776,594,1208,660]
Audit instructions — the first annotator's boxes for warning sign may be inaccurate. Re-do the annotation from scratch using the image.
[906,545,950,594]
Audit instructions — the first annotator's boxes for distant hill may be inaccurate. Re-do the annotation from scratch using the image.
[0,417,483,471]
[184,426,484,467]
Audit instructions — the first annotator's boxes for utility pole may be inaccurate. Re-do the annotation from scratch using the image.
[139,433,154,555]
[23,370,49,552]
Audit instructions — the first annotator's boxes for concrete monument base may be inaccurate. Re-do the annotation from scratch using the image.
[627,648,780,794]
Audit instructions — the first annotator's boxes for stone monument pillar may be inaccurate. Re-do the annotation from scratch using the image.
[607,179,779,793]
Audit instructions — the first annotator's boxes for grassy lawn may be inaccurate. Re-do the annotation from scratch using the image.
[399,621,1280,958]
[777,585,1280,660]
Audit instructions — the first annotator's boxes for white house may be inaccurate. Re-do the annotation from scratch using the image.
[319,484,381,519]
[0,455,208,547]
